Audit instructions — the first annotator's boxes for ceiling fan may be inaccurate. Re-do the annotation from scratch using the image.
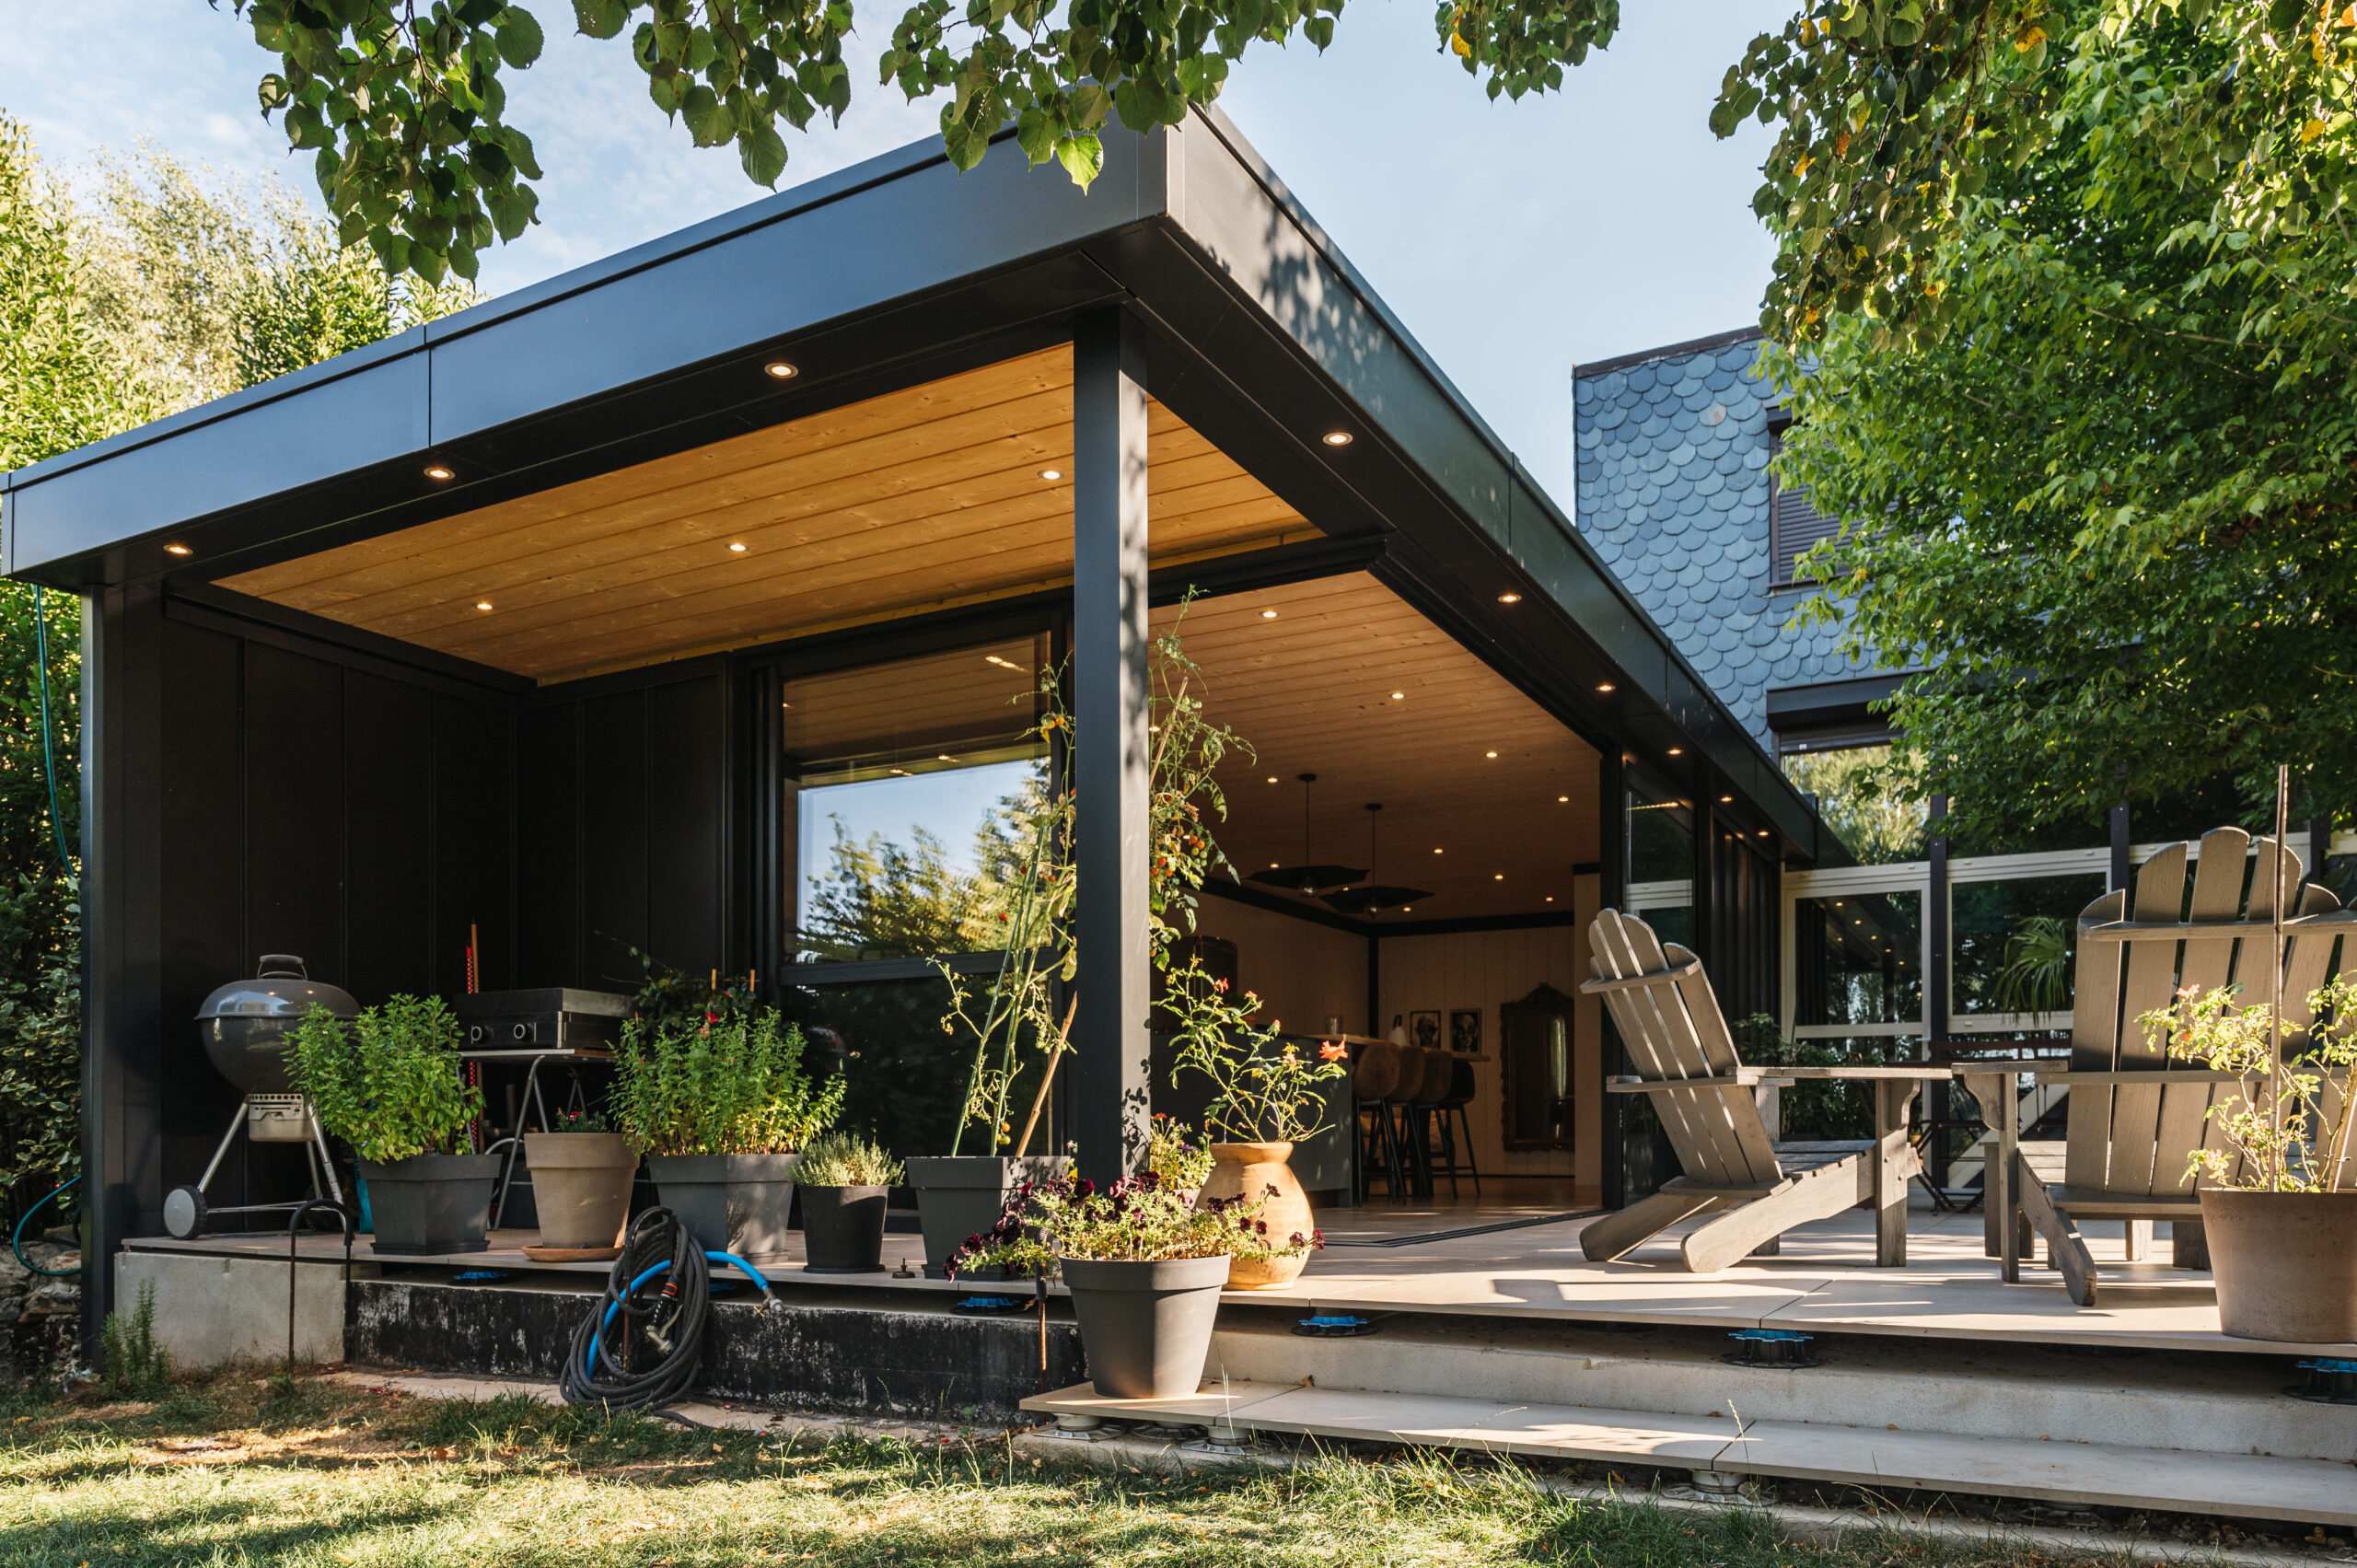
[1321,803,1433,915]
[1246,772,1367,897]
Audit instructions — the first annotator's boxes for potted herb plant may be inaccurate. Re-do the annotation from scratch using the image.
[911,616,1251,1275]
[793,1132,902,1274]
[286,994,495,1255]
[613,1004,844,1256]
[1166,968,1349,1288]
[522,1107,638,1252]
[2145,977,2357,1342]
[950,1144,1306,1399]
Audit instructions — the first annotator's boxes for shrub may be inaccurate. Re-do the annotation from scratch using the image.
[792,1131,901,1187]
[286,994,480,1163]
[99,1277,169,1396]
[612,1007,843,1156]
[950,1170,1318,1277]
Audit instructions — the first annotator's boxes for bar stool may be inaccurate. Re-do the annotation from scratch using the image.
[1405,1047,1453,1200]
[1351,1041,1407,1201]
[1425,1057,1483,1198]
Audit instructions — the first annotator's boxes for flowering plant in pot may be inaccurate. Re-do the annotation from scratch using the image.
[792,1132,902,1274]
[613,1004,844,1256]
[2142,975,2357,1342]
[286,994,494,1255]
[949,1154,1308,1399]
[1166,967,1349,1288]
[910,613,1252,1273]
[522,1106,638,1253]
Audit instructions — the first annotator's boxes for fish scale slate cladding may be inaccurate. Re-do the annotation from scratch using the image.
[1574,332,1862,750]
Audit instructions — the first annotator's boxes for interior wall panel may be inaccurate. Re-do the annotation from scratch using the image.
[343,672,434,1005]
[434,691,516,993]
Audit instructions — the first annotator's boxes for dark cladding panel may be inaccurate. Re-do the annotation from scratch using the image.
[646,675,725,979]
[156,618,247,1206]
[435,692,514,993]
[344,672,434,1005]
[581,690,650,988]
[242,643,346,990]
[515,703,582,987]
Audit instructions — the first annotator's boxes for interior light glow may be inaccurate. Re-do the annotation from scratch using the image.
[1720,795,1734,803]
[1321,430,1353,447]
[728,542,749,552]
[984,655,1018,668]
[1558,795,1569,803]
[474,601,493,611]
[424,464,454,481]
[1260,610,1280,620]
[164,543,192,556]
[1432,847,1444,854]
[1498,592,1522,604]
[1266,775,1280,784]
[1667,747,1684,756]
[1596,682,1615,693]
[1039,469,1062,481]
[1493,873,1504,881]
[890,768,912,776]
[1389,691,1405,700]
[763,360,798,379]
[1485,749,1498,759]
[1545,895,1555,903]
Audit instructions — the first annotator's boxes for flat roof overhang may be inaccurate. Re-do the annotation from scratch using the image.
[1,110,1835,864]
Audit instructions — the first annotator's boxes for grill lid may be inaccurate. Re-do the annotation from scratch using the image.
[194,955,360,1022]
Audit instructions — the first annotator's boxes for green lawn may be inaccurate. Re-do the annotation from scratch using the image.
[0,1371,2197,1567]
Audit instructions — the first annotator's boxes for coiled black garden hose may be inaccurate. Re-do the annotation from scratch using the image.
[558,1206,774,1412]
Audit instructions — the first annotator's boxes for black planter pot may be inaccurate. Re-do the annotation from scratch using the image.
[800,1185,889,1274]
[908,1155,1071,1278]
[358,1153,503,1256]
[647,1153,797,1256]
[1061,1253,1231,1399]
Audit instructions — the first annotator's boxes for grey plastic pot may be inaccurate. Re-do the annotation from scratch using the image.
[357,1153,503,1256]
[647,1153,797,1256]
[908,1154,1070,1277]
[799,1185,889,1274]
[1061,1253,1232,1400]
[520,1132,638,1249]
[2200,1187,2357,1342]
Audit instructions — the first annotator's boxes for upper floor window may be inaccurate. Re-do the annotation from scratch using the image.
[1769,418,1842,587]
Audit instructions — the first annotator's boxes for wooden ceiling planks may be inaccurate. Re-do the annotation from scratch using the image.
[221,345,1315,682]
[1159,574,1600,923]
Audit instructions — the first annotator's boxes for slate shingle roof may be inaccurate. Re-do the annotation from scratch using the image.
[1573,334,1865,750]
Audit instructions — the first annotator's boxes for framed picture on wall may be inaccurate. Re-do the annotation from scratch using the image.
[1449,1007,1483,1056]
[1409,1010,1442,1051]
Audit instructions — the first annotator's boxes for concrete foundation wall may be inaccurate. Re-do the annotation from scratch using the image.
[114,1251,362,1368]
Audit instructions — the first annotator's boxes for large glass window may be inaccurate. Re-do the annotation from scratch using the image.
[1793,889,1921,1034]
[1781,745,1926,865]
[784,636,1049,961]
[1948,870,2107,1028]
[1625,778,1695,948]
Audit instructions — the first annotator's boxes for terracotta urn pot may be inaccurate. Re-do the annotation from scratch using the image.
[2199,1187,2357,1342]
[1204,1141,1313,1289]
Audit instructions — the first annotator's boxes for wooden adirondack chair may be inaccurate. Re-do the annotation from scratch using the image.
[2008,828,2352,1307]
[1580,908,1953,1272]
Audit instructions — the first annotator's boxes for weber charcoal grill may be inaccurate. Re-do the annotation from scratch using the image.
[162,956,359,1239]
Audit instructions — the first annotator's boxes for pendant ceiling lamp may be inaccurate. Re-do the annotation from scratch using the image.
[1321,803,1433,915]
[1247,772,1367,896]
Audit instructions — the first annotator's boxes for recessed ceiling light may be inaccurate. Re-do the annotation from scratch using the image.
[1485,750,1498,759]
[938,754,954,762]
[1432,847,1444,854]
[763,360,798,379]
[984,655,1017,668]
[1389,691,1405,700]
[890,767,911,776]
[1270,861,1280,868]
[424,464,454,481]
[1266,775,1280,784]
[1558,795,1569,803]
[1721,795,1734,803]
[1260,610,1279,620]
[164,543,191,556]
[1498,592,1521,604]
[1039,468,1062,481]
[1758,830,1770,837]
[474,601,493,611]
[728,542,749,552]
[1321,430,1353,447]
[1545,895,1555,903]
[1596,682,1614,693]
[1493,873,1504,881]
[1668,747,1684,756]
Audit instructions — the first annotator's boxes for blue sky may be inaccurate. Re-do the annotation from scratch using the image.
[0,2,1774,501]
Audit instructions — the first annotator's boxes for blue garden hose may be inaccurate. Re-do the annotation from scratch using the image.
[12,1174,78,1277]
[559,1207,773,1411]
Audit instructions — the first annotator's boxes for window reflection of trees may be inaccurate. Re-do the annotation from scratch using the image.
[796,763,1051,961]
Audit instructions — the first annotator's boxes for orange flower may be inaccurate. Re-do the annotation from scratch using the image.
[1319,1041,1349,1063]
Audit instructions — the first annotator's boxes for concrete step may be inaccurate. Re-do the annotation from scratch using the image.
[1203,1308,2347,1461]
[1022,1378,2357,1527]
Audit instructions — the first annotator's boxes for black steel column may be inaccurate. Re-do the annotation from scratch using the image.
[2109,802,2131,893]
[1070,309,1152,1187]
[1922,794,1951,1190]
[80,582,167,1356]
[1598,749,1627,1212]
[1690,790,1717,971]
